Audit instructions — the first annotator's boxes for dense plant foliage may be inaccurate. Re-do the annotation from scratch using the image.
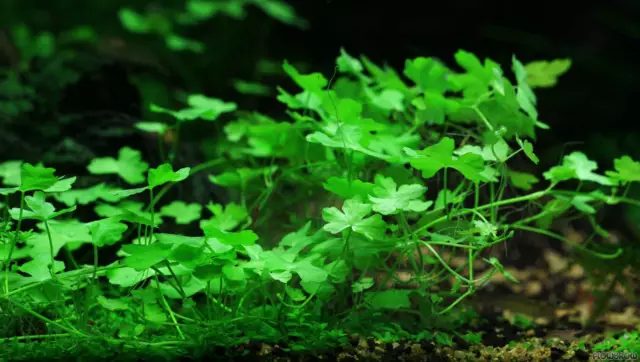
[1,44,639,355]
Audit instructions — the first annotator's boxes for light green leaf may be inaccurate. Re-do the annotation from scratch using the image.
[543,152,614,185]
[160,201,201,224]
[368,174,431,215]
[89,218,128,247]
[322,199,387,240]
[407,137,485,182]
[148,163,190,188]
[323,177,375,200]
[122,243,173,271]
[19,163,59,192]
[606,156,640,184]
[87,147,149,185]
[97,296,131,311]
[524,59,572,88]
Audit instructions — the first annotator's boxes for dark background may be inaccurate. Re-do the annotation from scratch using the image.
[1,0,638,171]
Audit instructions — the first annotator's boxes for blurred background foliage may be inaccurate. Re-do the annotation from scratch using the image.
[0,0,638,186]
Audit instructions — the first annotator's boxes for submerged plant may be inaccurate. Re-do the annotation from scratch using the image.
[0,49,637,356]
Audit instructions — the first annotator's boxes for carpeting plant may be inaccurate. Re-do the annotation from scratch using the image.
[0,49,638,355]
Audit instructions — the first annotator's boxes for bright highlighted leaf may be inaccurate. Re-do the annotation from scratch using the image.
[148,163,190,188]
[406,137,485,182]
[543,152,615,186]
[368,89,405,112]
[135,122,168,134]
[122,243,172,271]
[150,94,237,122]
[44,177,76,193]
[160,201,202,224]
[368,175,431,215]
[19,163,58,192]
[404,57,450,93]
[87,147,149,185]
[322,199,387,240]
[606,156,640,184]
[282,60,327,92]
[10,191,76,221]
[524,59,572,88]
[0,161,21,186]
[336,48,363,74]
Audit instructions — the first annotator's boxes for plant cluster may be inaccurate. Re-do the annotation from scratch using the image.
[1,48,639,355]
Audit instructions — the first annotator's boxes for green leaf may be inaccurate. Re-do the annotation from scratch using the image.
[352,277,374,293]
[118,323,145,339]
[454,140,510,162]
[19,255,65,281]
[512,56,538,120]
[119,8,149,33]
[160,201,202,224]
[143,303,167,324]
[516,136,539,164]
[135,122,168,134]
[543,152,615,186]
[323,177,375,200]
[0,161,22,186]
[148,163,190,188]
[337,48,364,75]
[322,198,387,240]
[10,191,76,220]
[122,243,173,271]
[282,60,327,92]
[203,227,258,247]
[508,170,539,191]
[365,290,412,310]
[368,174,431,215]
[222,264,246,281]
[89,218,128,247]
[44,177,77,193]
[233,80,270,96]
[54,183,125,207]
[169,244,206,268]
[209,166,277,188]
[19,163,59,192]
[606,156,640,184]
[200,203,248,231]
[87,147,149,185]
[97,296,131,311]
[293,259,328,283]
[150,94,237,122]
[367,89,405,112]
[406,137,485,182]
[524,59,572,88]
[404,57,450,93]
